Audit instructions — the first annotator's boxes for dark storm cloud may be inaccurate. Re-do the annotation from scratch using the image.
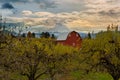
[37,0,57,8]
[1,3,14,9]
[98,9,120,17]
[0,0,57,8]
[0,0,27,3]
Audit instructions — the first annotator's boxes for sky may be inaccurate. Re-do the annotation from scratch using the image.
[0,0,120,32]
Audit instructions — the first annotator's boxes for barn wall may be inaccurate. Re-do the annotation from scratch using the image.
[56,31,82,49]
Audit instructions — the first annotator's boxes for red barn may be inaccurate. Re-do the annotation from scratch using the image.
[56,31,82,49]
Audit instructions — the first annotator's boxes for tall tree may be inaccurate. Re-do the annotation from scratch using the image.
[27,31,32,38]
[87,32,91,39]
[0,38,47,80]
[43,43,78,80]
[32,32,35,38]
[41,32,50,38]
[13,38,48,80]
[80,31,120,80]
[51,34,55,39]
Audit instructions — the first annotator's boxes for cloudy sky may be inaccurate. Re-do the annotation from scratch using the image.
[0,0,120,32]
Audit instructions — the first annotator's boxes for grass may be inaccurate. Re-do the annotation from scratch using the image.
[71,71,113,80]
[1,70,118,80]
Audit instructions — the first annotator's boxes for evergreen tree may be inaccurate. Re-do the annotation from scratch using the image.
[32,32,35,38]
[21,33,26,37]
[51,34,55,39]
[87,32,91,39]
[27,31,32,38]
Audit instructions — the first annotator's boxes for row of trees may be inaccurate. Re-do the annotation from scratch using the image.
[21,31,55,39]
[0,31,120,80]
[0,34,78,80]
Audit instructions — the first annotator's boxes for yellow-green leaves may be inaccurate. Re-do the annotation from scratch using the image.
[80,31,120,80]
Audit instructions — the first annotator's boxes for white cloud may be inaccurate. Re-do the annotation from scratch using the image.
[34,12,55,17]
[84,0,120,13]
[8,8,120,32]
[3,0,120,32]
[22,10,33,16]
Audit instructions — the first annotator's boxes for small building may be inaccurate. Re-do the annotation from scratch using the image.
[56,31,82,49]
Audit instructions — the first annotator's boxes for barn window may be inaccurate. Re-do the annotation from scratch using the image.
[69,34,71,37]
[76,34,78,37]
[73,43,75,46]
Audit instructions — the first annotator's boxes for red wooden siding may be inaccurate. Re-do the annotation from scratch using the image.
[56,31,82,49]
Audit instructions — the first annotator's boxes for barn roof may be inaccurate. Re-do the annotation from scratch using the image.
[57,32,69,40]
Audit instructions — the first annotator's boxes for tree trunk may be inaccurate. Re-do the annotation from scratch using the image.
[28,74,35,80]
[112,75,119,80]
[50,76,55,80]
[28,77,35,80]
[50,74,55,80]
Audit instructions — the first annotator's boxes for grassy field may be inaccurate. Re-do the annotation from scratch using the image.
[4,71,114,80]
[71,71,113,80]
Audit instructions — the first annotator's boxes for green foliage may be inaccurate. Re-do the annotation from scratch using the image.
[80,31,120,80]
[71,71,113,80]
[1,31,120,80]
[0,35,78,80]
